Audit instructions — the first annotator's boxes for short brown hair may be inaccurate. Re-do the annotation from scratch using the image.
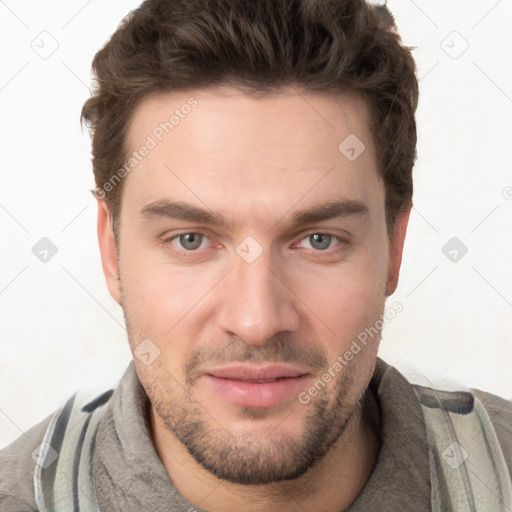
[82,0,418,242]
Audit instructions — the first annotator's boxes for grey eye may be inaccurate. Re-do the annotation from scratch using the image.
[309,234,332,250]
[179,233,204,250]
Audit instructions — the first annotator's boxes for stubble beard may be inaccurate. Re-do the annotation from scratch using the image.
[143,362,363,485]
[121,284,374,486]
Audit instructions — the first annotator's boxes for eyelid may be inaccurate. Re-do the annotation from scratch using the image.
[163,229,213,243]
[162,231,216,255]
[161,229,349,256]
[294,232,346,250]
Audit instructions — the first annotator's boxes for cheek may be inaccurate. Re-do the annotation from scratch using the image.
[119,247,218,361]
[289,248,388,367]
[121,268,195,378]
[294,250,387,321]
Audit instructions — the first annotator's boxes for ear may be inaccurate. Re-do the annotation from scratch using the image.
[385,203,412,296]
[97,200,121,304]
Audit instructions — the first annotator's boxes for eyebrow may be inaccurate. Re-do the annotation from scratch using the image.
[140,198,369,228]
[290,199,368,225]
[140,200,230,226]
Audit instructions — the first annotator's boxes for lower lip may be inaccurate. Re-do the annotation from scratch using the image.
[204,374,310,408]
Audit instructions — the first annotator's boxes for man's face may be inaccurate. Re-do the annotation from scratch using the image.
[99,86,408,484]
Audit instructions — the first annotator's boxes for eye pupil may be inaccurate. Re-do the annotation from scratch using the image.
[310,233,331,250]
[180,233,203,250]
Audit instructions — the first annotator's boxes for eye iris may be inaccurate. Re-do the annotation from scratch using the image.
[310,233,331,250]
[180,233,203,250]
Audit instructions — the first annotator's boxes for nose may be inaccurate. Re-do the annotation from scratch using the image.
[216,248,300,346]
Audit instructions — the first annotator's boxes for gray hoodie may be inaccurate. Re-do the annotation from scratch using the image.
[1,358,511,511]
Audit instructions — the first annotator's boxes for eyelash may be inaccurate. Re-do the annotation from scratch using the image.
[162,231,347,256]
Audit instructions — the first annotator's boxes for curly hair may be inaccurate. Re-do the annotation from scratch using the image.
[81,0,418,241]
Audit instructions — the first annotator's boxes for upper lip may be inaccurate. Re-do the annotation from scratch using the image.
[205,364,309,382]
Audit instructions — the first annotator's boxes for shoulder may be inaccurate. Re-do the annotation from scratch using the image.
[0,387,114,512]
[0,412,53,511]
[473,388,512,474]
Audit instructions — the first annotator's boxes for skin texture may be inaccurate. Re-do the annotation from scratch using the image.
[97,86,411,512]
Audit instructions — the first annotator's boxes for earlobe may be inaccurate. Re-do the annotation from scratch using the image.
[97,200,121,304]
[385,203,412,296]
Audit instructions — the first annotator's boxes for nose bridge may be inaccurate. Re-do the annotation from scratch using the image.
[218,246,299,344]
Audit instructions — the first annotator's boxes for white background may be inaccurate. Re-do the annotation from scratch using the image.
[0,0,511,449]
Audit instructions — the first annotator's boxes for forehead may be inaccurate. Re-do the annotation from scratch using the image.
[122,86,382,225]
[127,86,374,160]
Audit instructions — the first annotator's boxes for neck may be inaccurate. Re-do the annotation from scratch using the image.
[150,401,379,512]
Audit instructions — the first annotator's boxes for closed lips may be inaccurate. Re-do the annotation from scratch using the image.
[206,365,309,382]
